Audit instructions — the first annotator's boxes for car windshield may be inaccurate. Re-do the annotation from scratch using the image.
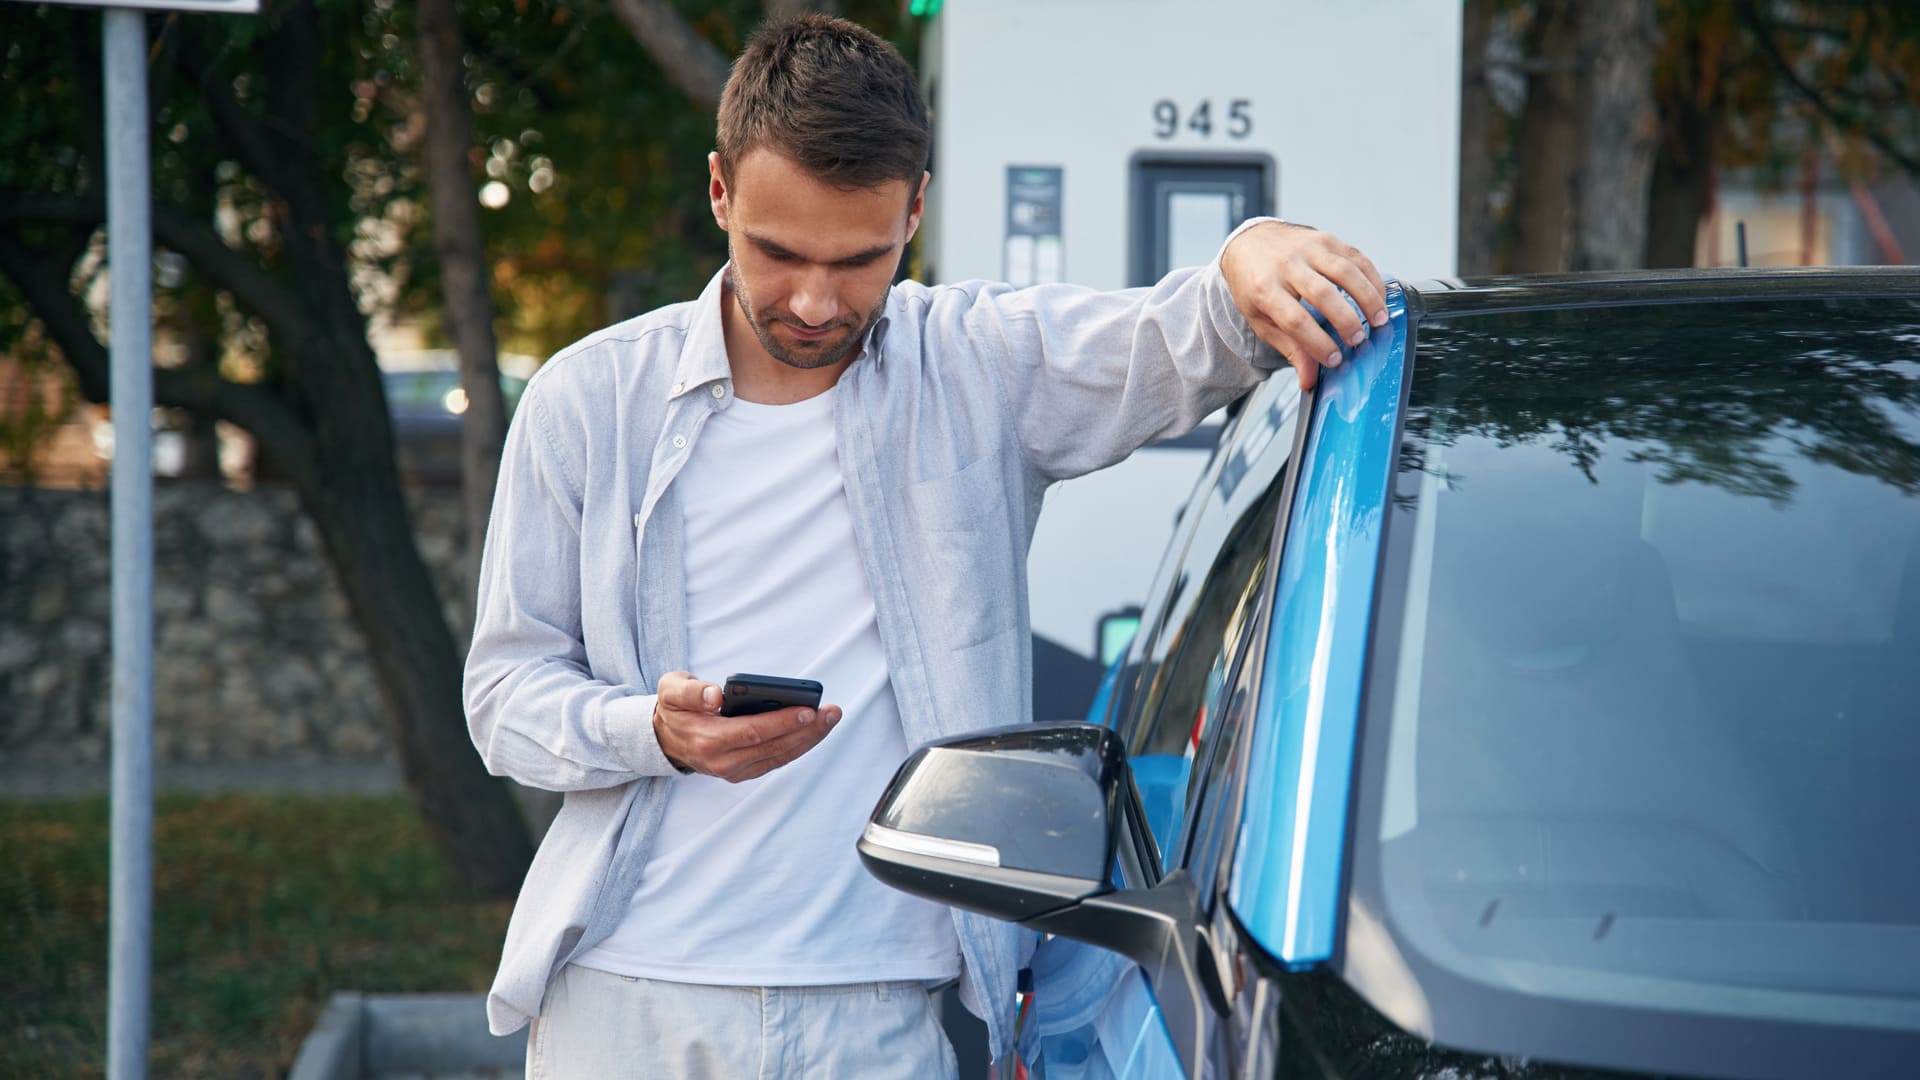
[1370,296,1920,1035]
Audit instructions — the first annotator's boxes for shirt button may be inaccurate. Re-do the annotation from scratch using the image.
[672,434,687,449]
[632,513,642,528]
[671,382,684,395]
[711,384,726,399]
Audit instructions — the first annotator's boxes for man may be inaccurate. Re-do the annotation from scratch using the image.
[464,13,1386,1078]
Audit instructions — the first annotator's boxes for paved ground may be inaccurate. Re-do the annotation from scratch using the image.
[0,758,406,801]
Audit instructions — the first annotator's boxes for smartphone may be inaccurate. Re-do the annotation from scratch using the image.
[719,673,825,717]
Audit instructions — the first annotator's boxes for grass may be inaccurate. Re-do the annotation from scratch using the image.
[0,793,514,1078]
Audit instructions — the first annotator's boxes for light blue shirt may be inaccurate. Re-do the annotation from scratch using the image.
[464,225,1280,1060]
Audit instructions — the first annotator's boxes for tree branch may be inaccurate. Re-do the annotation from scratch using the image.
[0,226,320,483]
[0,190,320,343]
[1739,0,1920,178]
[608,0,732,112]
[173,29,312,207]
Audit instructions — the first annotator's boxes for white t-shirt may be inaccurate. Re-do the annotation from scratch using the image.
[575,386,962,986]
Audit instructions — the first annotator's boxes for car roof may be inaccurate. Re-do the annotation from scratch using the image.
[1405,266,1920,319]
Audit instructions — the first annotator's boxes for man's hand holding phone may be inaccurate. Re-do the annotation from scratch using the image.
[651,671,841,783]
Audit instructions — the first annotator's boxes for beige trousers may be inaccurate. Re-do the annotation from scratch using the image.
[525,963,960,1079]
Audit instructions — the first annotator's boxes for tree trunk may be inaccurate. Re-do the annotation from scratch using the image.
[269,1,535,896]
[176,405,222,481]
[1647,94,1716,268]
[416,0,506,637]
[0,208,537,897]
[1569,0,1660,271]
[1458,0,1496,276]
[1644,1,1725,269]
[1506,0,1581,273]
[270,269,537,896]
[176,298,223,482]
[0,0,539,896]
[297,444,536,897]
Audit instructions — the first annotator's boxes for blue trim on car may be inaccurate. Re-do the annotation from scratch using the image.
[1085,648,1131,728]
[1228,282,1410,967]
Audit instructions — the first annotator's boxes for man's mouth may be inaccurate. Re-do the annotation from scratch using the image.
[779,321,840,342]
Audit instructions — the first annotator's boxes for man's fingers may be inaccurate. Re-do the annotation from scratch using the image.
[1254,290,1342,375]
[722,732,823,782]
[717,702,840,750]
[1290,352,1320,392]
[725,711,775,749]
[658,671,721,713]
[1289,267,1369,350]
[1245,308,1321,392]
[1306,244,1388,330]
[717,706,843,782]
[1250,246,1397,393]
[1347,245,1389,323]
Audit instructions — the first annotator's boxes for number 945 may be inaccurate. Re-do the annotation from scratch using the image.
[1153,98,1252,140]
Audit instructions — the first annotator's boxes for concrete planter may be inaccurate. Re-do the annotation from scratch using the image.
[289,993,524,1080]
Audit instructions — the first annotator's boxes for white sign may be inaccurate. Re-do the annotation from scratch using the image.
[2,0,260,12]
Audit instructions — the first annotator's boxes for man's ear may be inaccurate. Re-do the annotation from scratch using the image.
[904,171,930,243]
[708,151,731,231]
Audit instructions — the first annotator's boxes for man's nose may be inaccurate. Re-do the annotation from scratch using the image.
[788,270,837,327]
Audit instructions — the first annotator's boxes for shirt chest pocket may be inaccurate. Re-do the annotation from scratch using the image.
[902,448,1020,649]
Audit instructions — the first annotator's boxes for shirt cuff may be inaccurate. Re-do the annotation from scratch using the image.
[1207,216,1293,371]
[602,693,677,776]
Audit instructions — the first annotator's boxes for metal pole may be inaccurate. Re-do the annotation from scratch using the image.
[104,8,153,1080]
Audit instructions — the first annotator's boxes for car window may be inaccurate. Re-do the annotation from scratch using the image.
[1128,464,1284,865]
[1175,626,1259,897]
[1110,380,1301,737]
[1351,296,1920,1070]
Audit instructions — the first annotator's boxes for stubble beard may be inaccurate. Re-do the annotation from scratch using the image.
[727,258,885,372]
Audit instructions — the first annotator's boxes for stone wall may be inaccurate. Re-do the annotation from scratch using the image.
[0,483,467,768]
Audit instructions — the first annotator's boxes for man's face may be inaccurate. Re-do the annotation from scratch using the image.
[710,148,926,370]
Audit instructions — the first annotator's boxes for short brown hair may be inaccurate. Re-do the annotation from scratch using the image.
[716,14,930,191]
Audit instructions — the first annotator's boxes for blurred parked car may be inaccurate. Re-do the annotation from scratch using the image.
[862,269,1920,1079]
[79,350,541,487]
[383,350,538,485]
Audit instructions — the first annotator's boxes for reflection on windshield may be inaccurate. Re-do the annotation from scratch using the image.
[1376,298,1920,1027]
[1399,305,1920,501]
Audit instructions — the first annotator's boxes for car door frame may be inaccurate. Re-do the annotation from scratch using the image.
[1017,378,1322,1077]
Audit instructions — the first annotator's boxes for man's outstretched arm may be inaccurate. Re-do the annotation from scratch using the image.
[947,217,1389,482]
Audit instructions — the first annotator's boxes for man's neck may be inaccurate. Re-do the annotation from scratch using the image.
[720,281,857,405]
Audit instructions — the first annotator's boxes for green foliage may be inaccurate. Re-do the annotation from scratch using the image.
[0,793,512,1079]
[435,0,759,354]
[421,0,917,357]
[1,0,917,374]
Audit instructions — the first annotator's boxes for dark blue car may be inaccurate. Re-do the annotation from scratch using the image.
[862,269,1920,1080]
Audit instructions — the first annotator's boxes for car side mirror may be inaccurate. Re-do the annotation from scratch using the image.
[858,722,1224,1078]
[858,722,1126,918]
